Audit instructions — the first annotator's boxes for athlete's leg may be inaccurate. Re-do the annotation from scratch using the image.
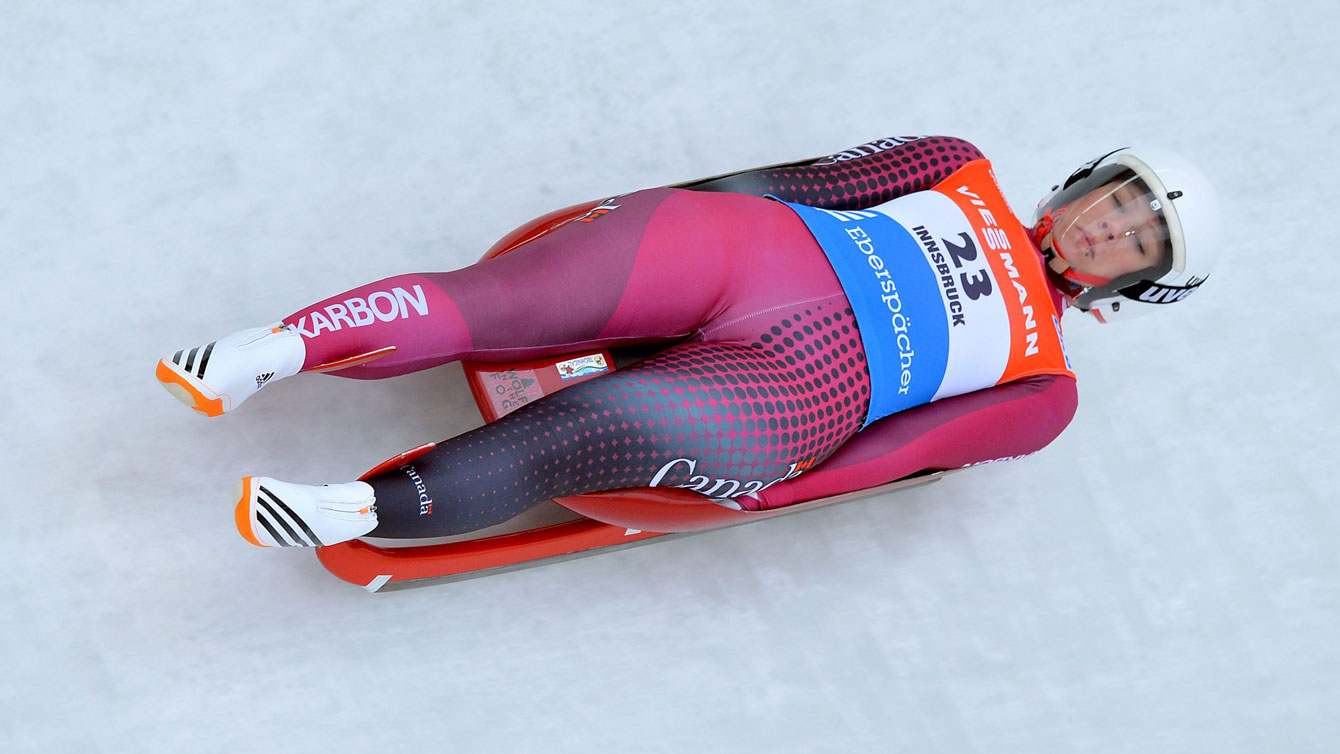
[285,187,735,379]
[158,187,744,416]
[237,316,873,551]
[354,302,871,538]
[238,330,867,545]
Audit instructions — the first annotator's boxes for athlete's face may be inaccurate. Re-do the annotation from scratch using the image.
[1052,178,1168,282]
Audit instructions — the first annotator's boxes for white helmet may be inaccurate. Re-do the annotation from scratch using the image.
[1032,147,1220,323]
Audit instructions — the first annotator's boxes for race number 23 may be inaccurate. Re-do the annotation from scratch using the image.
[943,232,993,301]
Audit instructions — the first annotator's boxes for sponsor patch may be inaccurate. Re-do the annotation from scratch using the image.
[557,353,609,380]
[812,136,927,166]
[484,369,544,415]
[1120,275,1209,304]
[401,464,434,516]
[291,285,430,338]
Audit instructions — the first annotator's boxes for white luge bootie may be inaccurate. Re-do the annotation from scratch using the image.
[234,477,378,548]
[156,322,305,417]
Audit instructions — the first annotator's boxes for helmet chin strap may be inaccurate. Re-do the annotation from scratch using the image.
[1059,263,1112,288]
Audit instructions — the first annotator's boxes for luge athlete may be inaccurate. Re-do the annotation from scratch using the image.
[155,136,1219,548]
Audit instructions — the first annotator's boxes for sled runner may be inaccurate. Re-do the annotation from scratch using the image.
[316,172,959,592]
[316,468,950,591]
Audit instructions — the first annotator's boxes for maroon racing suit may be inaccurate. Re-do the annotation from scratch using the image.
[282,136,1078,537]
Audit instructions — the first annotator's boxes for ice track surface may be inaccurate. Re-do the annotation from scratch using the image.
[3,2,1338,752]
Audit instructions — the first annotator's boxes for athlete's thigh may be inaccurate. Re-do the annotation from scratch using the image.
[539,338,869,498]
[422,187,733,353]
[364,336,872,537]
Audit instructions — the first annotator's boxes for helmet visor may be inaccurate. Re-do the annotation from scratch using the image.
[1046,163,1175,285]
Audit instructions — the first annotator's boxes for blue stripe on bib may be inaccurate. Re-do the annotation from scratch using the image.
[780,202,951,427]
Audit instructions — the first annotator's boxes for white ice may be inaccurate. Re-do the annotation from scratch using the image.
[3,2,1338,752]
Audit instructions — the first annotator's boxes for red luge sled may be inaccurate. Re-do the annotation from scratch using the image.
[316,193,956,591]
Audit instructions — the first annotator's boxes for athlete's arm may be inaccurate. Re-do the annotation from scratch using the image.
[681,136,985,211]
[741,373,1078,510]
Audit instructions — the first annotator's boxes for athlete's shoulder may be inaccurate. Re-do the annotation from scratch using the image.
[682,135,988,211]
[806,135,985,168]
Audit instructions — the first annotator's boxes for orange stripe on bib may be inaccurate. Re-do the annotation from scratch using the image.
[932,160,1073,385]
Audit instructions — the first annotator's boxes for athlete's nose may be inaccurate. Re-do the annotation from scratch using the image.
[1100,220,1134,244]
